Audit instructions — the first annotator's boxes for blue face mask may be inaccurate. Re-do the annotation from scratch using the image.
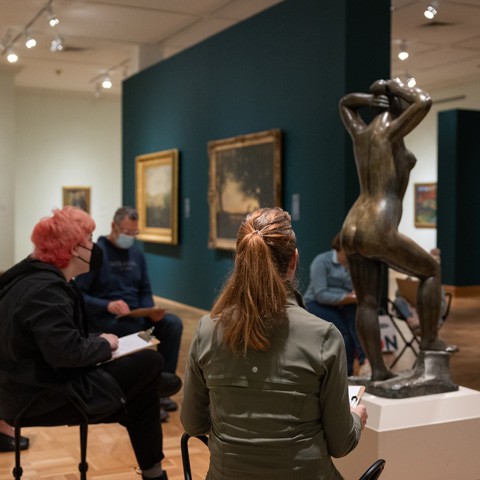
[116,233,135,249]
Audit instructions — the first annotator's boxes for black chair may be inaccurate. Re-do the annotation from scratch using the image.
[359,459,386,480]
[11,390,91,480]
[180,432,209,480]
[180,433,385,480]
[386,299,421,369]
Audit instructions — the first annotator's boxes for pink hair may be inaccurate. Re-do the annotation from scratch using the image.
[31,206,96,269]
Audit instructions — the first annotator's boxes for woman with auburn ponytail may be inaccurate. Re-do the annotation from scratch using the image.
[181,208,368,480]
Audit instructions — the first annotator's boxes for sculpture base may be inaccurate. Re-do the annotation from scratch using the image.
[350,350,458,399]
[333,387,480,479]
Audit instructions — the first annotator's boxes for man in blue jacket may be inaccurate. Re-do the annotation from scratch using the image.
[75,206,183,421]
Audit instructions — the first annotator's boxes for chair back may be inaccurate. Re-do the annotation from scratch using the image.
[396,277,418,307]
[180,432,209,480]
[358,458,386,480]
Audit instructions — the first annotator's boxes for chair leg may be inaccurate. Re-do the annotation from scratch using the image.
[12,425,23,480]
[78,422,89,480]
[181,432,193,480]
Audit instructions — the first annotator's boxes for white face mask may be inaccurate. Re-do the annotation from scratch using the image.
[116,233,135,249]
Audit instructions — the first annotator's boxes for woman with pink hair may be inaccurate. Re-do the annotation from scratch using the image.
[0,207,172,480]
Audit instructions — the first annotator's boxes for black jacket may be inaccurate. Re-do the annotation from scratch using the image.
[0,258,124,421]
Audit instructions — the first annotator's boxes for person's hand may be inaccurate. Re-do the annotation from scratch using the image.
[149,308,166,323]
[107,299,130,316]
[351,404,368,430]
[99,333,119,351]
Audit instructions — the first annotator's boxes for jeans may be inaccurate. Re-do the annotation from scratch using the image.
[306,300,365,376]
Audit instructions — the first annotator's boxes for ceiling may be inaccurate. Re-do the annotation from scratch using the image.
[1,0,480,97]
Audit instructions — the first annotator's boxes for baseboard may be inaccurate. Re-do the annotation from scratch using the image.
[153,295,210,315]
[444,285,480,298]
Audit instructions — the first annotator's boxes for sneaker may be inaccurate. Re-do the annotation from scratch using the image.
[157,373,182,398]
[160,407,169,423]
[160,396,178,412]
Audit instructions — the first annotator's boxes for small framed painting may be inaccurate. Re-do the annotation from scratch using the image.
[63,186,91,214]
[414,183,437,228]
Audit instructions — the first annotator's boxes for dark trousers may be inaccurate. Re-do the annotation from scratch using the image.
[306,301,365,376]
[17,349,164,471]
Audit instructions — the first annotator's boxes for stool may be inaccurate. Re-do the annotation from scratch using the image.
[12,390,90,480]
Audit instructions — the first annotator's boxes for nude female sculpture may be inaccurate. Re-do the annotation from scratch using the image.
[339,79,446,382]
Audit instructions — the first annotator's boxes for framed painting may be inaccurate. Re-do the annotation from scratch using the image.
[208,129,282,250]
[63,186,91,214]
[135,149,179,244]
[414,182,437,228]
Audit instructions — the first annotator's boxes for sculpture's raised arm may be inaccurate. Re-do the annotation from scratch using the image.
[374,78,432,141]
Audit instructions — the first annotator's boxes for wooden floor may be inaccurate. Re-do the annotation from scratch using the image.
[1,296,479,479]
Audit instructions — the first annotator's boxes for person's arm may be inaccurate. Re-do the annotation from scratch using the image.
[74,270,111,315]
[137,252,155,309]
[309,254,351,305]
[339,92,374,136]
[26,283,114,367]
[180,318,211,435]
[319,324,365,457]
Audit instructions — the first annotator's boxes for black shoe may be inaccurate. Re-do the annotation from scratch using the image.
[159,396,178,412]
[0,432,29,452]
[157,373,182,398]
[142,470,168,480]
[160,407,169,423]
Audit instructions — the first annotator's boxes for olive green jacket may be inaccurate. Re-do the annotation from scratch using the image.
[181,296,362,480]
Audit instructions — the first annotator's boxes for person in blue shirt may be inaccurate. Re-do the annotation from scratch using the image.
[75,206,183,420]
[304,234,366,376]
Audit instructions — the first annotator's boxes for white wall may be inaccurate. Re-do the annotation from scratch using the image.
[0,70,16,271]
[14,89,121,262]
[400,80,480,251]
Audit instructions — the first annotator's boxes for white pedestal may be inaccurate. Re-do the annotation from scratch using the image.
[333,387,480,480]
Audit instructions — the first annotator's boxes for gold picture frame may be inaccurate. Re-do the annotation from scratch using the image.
[135,149,179,244]
[62,186,91,214]
[208,129,282,250]
[414,182,437,228]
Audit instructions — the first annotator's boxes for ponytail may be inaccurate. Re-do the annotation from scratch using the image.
[211,208,296,355]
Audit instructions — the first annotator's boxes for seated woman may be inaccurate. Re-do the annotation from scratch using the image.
[181,207,367,479]
[304,233,367,376]
[0,207,177,480]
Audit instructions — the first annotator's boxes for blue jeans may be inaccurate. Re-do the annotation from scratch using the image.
[306,301,365,376]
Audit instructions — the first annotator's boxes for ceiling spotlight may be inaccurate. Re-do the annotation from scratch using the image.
[6,49,18,63]
[25,34,37,49]
[398,41,409,61]
[50,35,64,52]
[424,3,438,20]
[47,5,60,27]
[101,75,112,89]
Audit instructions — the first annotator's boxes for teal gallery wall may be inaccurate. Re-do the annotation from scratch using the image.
[438,109,480,287]
[122,0,391,310]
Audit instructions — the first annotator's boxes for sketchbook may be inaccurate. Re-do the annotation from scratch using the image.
[100,330,160,364]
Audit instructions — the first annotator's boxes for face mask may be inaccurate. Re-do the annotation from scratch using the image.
[78,243,104,271]
[116,233,135,249]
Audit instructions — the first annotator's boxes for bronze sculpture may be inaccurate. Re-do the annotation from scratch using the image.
[339,79,457,397]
